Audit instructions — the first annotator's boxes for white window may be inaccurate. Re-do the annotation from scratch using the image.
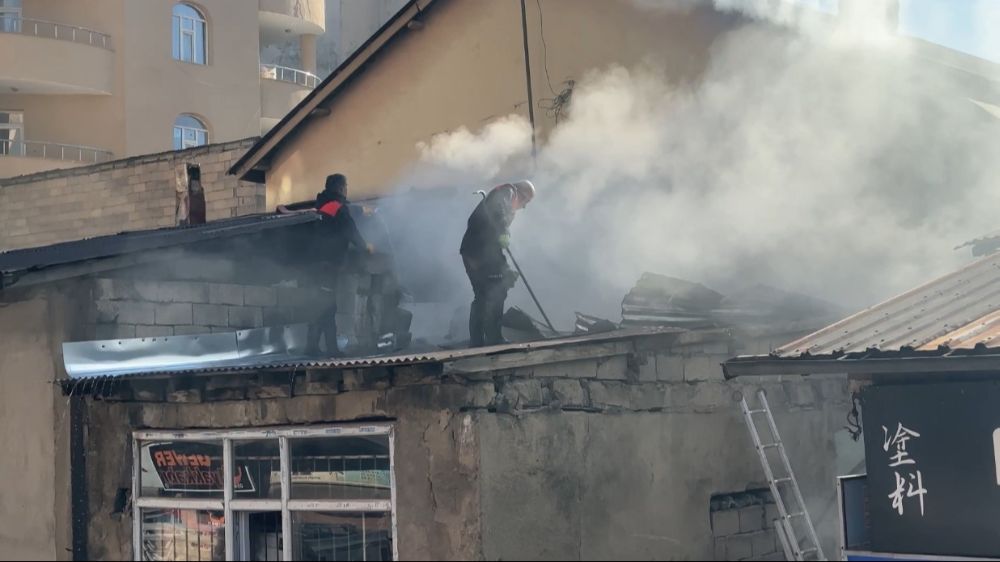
[0,0,21,33]
[172,3,207,65]
[0,110,24,156]
[132,424,397,562]
[173,114,209,149]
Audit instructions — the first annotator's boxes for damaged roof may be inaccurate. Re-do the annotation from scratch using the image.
[724,252,1000,378]
[62,324,682,381]
[0,213,318,290]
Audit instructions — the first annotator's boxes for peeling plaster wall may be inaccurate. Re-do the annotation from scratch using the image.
[75,331,854,561]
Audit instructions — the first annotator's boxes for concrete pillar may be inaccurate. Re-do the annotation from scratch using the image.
[300,34,317,75]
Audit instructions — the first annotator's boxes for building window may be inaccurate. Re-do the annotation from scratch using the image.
[133,424,397,561]
[172,3,207,65]
[0,110,24,156]
[0,0,21,33]
[173,114,209,149]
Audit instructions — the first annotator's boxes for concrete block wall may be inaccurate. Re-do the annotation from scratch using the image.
[711,490,784,561]
[87,277,331,339]
[0,138,265,251]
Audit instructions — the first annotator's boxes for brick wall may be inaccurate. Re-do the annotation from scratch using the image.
[0,138,265,251]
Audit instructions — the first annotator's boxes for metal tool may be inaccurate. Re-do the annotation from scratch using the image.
[475,190,557,334]
[737,389,826,561]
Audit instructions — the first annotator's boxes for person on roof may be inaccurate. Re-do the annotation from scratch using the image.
[306,173,373,356]
[460,180,535,347]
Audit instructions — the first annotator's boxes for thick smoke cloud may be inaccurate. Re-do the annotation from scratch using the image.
[394,0,1000,329]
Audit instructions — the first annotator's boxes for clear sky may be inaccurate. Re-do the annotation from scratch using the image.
[898,0,999,62]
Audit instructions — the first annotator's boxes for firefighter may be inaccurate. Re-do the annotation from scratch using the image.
[460,180,536,346]
[306,173,373,356]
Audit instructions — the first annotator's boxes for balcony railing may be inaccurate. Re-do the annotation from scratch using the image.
[260,63,319,88]
[0,16,112,50]
[0,139,114,163]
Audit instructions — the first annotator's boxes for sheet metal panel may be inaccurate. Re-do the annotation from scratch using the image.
[775,253,1000,357]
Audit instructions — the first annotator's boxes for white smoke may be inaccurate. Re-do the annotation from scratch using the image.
[395,0,1000,328]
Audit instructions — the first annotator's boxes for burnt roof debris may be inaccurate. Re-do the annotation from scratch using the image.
[619,272,841,332]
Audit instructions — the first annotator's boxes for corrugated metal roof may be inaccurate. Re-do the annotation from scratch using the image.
[776,253,1000,358]
[63,326,679,381]
[0,212,318,282]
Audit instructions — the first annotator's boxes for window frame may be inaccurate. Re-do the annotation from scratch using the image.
[173,114,209,150]
[0,110,24,156]
[132,424,399,562]
[171,3,207,65]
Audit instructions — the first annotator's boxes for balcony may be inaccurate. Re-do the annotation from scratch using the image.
[260,64,317,131]
[259,0,325,39]
[0,139,114,177]
[0,17,114,95]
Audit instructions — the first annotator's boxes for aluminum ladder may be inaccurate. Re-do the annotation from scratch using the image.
[737,389,826,561]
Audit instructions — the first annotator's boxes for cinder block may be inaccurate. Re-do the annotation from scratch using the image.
[764,504,780,527]
[136,325,174,338]
[684,354,727,382]
[503,379,544,409]
[209,283,244,306]
[712,509,740,536]
[93,278,137,301]
[751,530,777,557]
[173,325,212,336]
[467,382,497,408]
[552,379,588,407]
[637,353,657,382]
[94,323,137,340]
[587,380,630,409]
[725,534,752,561]
[756,552,785,561]
[595,355,628,380]
[193,304,229,327]
[656,353,685,382]
[532,359,598,378]
[157,281,210,303]
[155,303,193,325]
[820,378,847,402]
[228,306,263,329]
[96,300,155,325]
[243,286,277,307]
[739,505,764,533]
[690,382,728,412]
[629,384,668,410]
[715,538,726,561]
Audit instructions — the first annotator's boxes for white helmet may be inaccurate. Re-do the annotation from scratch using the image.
[512,180,536,203]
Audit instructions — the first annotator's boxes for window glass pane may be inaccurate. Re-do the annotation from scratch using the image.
[0,1,23,8]
[175,114,204,129]
[233,440,281,500]
[195,21,206,64]
[289,436,391,501]
[182,32,194,62]
[174,3,202,20]
[171,17,180,60]
[173,126,184,150]
[292,512,392,562]
[234,512,283,561]
[140,440,225,499]
[141,508,226,562]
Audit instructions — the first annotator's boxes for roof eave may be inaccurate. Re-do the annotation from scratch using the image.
[722,353,1000,379]
[229,0,438,182]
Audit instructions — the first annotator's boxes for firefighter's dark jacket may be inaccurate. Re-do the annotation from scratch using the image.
[460,184,515,276]
[314,190,367,269]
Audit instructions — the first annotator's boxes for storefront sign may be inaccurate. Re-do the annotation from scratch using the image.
[149,442,255,493]
[862,381,1000,558]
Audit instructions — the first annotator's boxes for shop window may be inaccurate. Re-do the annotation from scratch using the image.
[133,425,396,561]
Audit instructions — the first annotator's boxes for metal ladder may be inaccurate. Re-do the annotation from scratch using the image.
[737,389,826,561]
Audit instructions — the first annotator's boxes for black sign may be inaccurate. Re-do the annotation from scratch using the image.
[149,442,255,493]
[862,381,1000,558]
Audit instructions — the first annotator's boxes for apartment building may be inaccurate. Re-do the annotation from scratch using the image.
[0,0,324,178]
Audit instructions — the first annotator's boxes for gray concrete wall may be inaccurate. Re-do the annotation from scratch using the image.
[74,330,855,561]
[0,286,88,561]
